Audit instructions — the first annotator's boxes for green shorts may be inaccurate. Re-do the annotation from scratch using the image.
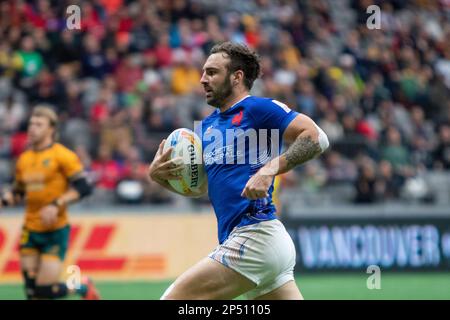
[19,225,70,261]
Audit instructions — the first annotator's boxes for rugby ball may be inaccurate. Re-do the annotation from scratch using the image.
[163,128,206,195]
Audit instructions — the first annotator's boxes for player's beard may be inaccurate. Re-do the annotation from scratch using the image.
[206,76,233,109]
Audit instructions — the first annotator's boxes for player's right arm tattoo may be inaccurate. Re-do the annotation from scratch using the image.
[283,134,321,171]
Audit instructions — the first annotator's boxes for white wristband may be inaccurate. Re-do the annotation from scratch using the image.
[314,123,330,152]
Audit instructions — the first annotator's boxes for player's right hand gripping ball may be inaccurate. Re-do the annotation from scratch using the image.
[163,128,206,195]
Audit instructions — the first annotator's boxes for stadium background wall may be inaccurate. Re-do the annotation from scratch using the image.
[284,215,450,272]
[0,213,218,283]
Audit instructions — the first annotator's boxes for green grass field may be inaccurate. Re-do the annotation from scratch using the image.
[0,273,449,300]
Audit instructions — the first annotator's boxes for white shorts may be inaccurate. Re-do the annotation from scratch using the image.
[208,219,296,299]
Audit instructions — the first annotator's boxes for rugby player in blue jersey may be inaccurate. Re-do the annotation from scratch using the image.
[149,42,329,300]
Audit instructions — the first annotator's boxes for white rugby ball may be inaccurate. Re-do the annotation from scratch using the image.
[163,128,206,195]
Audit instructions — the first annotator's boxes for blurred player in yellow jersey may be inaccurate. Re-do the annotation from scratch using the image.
[0,106,100,300]
[272,172,296,218]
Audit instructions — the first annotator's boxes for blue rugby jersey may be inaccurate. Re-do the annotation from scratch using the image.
[197,95,298,244]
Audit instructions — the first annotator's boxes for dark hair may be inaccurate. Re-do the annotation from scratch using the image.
[210,42,261,90]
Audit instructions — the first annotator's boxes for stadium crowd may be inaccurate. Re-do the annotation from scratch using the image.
[0,0,449,206]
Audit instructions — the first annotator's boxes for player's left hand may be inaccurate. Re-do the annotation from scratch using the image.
[241,170,274,200]
[40,205,59,227]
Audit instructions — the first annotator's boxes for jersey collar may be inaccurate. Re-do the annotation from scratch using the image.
[32,142,54,152]
[218,95,251,115]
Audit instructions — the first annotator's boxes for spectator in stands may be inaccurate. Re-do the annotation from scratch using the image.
[375,160,403,201]
[0,95,26,133]
[91,144,123,191]
[170,49,201,95]
[14,36,43,89]
[354,160,377,203]
[381,126,411,173]
[323,151,357,184]
[318,109,344,143]
[433,123,450,170]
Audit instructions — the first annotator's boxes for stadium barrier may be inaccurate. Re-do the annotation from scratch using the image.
[1,207,449,283]
[283,206,450,272]
[0,213,218,283]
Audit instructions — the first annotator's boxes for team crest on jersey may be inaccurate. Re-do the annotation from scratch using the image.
[42,159,51,167]
[231,110,244,126]
[47,245,60,256]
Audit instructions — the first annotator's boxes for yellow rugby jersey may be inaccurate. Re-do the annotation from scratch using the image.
[15,143,83,232]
